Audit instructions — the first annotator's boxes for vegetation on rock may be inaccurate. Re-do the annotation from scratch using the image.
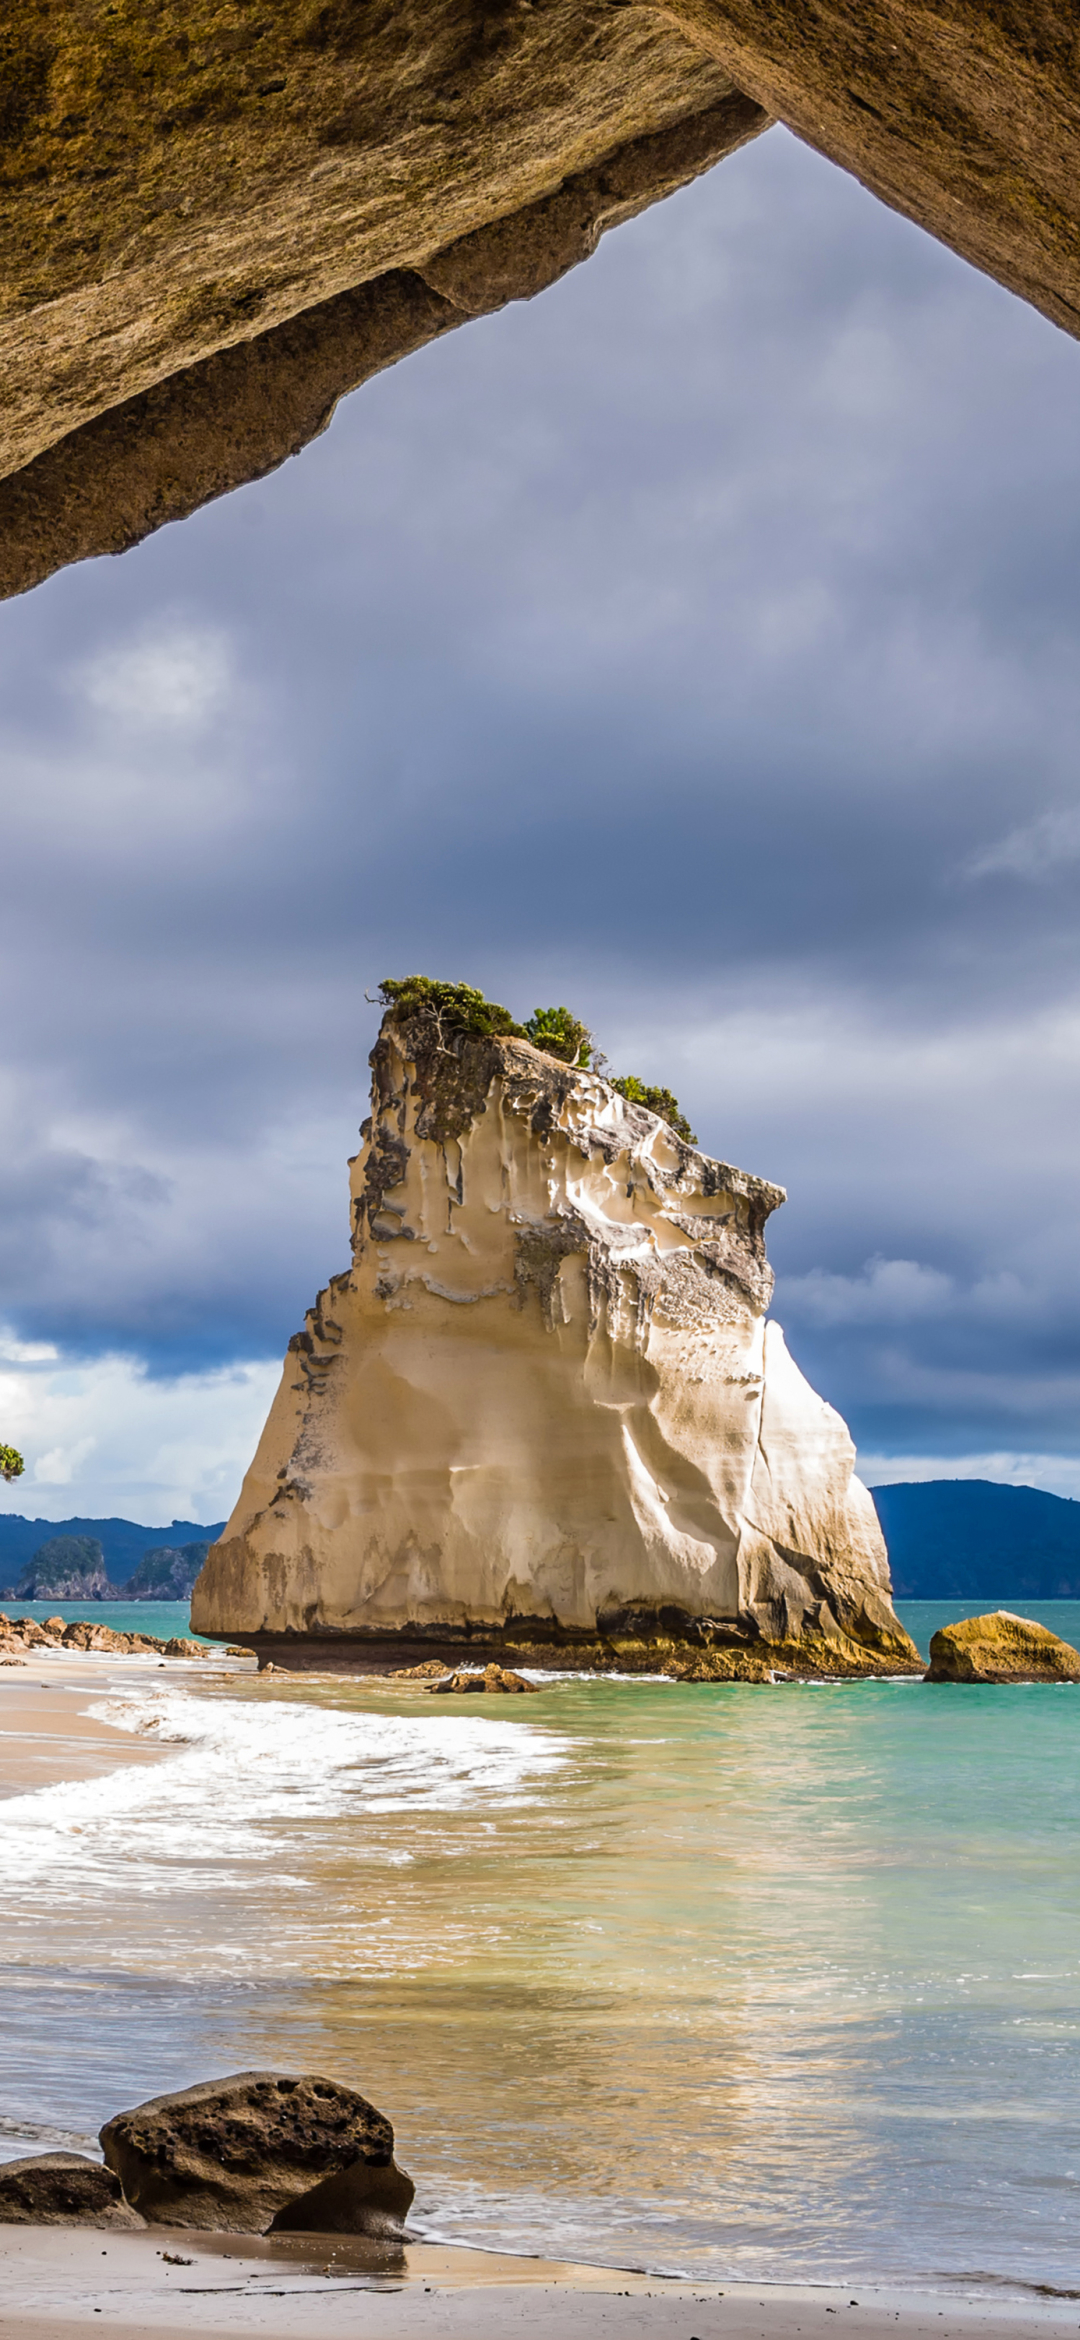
[379,976,695,1143]
[610,1075,697,1146]
[0,1445,23,1483]
[522,1005,593,1068]
[378,976,524,1040]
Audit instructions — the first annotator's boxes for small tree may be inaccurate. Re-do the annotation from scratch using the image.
[524,1006,594,1068]
[0,1444,24,1484]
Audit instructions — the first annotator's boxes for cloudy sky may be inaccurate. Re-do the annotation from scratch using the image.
[2,123,1080,1524]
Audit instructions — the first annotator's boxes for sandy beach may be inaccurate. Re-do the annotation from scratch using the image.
[0,1644,255,1798]
[2,2225,1079,2340]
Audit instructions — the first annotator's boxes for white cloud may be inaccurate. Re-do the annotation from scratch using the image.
[781,1255,954,1326]
[966,804,1080,880]
[78,624,232,730]
[0,1345,280,1525]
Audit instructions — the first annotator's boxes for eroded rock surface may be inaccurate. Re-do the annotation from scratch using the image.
[926,1611,1080,1684]
[6,2,1080,597]
[192,1003,920,1678]
[99,2071,413,2233]
[0,2154,143,2229]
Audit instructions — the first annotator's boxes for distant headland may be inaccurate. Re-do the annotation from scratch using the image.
[0,1517,225,1602]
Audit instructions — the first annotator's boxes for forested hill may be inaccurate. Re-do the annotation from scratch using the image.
[0,1514,226,1591]
[870,1480,1080,1600]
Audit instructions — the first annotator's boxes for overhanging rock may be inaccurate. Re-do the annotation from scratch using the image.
[4,1,1080,599]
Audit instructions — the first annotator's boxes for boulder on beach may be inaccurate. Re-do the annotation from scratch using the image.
[100,2071,414,2234]
[0,2153,143,2228]
[925,1611,1080,1684]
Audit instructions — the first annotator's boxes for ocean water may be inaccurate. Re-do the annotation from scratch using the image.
[1,1599,1079,2294]
[0,1598,218,1642]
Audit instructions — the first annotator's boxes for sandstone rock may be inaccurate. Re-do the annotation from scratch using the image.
[0,2153,143,2229]
[163,1637,206,1659]
[99,2071,412,2233]
[6,4,1080,598]
[193,1000,920,1679]
[268,2156,415,2235]
[428,1665,539,1694]
[389,1660,452,1680]
[661,1649,774,1683]
[925,1611,1080,1685]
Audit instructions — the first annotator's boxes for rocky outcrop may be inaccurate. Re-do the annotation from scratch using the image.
[428,1665,540,1695]
[0,2154,142,2229]
[6,3,1080,599]
[15,1538,112,1601]
[120,1544,212,1601]
[100,2072,413,2234]
[192,1002,920,1678]
[0,1612,211,1660]
[925,1611,1080,1685]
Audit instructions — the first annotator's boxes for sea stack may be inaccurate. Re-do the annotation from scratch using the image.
[192,989,919,1676]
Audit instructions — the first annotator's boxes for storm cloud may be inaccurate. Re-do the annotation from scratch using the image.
[2,124,1080,1516]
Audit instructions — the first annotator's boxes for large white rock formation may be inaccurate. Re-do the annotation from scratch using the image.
[192,1005,919,1674]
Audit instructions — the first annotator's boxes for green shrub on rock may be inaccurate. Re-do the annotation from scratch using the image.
[611,1075,697,1146]
[523,1005,594,1067]
[376,977,695,1144]
[0,1445,23,1483]
[378,976,524,1039]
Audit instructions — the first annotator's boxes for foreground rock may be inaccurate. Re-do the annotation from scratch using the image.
[0,2154,142,2228]
[100,2072,414,2234]
[194,994,920,1680]
[926,1612,1080,1685]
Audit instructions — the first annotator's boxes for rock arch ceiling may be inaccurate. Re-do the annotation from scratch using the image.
[2,0,1078,601]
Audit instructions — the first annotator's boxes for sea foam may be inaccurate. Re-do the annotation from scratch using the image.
[0,1686,569,1913]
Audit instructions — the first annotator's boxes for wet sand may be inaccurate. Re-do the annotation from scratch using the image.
[0,1646,254,1796]
[1,2228,1079,2340]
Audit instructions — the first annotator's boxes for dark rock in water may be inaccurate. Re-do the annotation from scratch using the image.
[926,1611,1080,1684]
[428,1664,539,1695]
[120,1543,211,1600]
[16,1536,112,1600]
[0,2153,142,2228]
[100,2071,411,2233]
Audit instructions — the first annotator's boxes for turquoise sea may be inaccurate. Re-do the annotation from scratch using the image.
[1,1597,1079,2296]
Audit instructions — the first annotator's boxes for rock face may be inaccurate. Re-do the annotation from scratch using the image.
[7,3,1080,599]
[16,1537,112,1601]
[100,2071,414,2234]
[120,1543,212,1600]
[925,1611,1080,1685]
[0,2154,142,2229]
[192,1004,919,1678]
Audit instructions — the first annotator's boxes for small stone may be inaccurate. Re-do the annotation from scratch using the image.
[0,2154,142,2228]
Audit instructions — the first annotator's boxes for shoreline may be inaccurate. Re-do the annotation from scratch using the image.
[2,2227,1080,2340]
